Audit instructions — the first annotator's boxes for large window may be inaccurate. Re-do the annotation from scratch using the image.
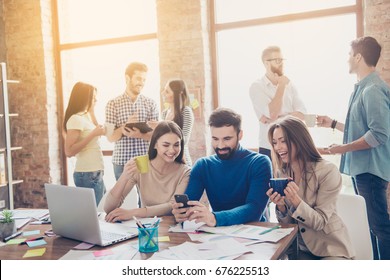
[212,0,362,191]
[54,0,159,189]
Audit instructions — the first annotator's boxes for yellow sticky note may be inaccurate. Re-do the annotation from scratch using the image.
[23,248,46,258]
[191,99,200,110]
[158,236,170,242]
[6,238,26,245]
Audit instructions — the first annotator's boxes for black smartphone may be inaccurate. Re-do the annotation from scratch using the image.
[174,194,190,208]
[125,122,153,133]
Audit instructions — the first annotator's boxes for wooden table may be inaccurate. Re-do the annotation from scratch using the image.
[0,216,297,260]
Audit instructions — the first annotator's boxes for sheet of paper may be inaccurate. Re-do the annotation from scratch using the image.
[167,238,251,260]
[0,209,49,220]
[74,242,95,250]
[23,248,46,258]
[182,220,205,231]
[15,218,31,229]
[60,241,139,260]
[199,224,294,242]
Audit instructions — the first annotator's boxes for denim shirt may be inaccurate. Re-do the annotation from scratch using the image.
[340,72,390,181]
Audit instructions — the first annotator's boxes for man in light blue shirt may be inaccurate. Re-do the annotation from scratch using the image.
[317,36,390,260]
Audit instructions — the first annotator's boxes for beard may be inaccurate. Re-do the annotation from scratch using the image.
[271,65,283,76]
[215,147,236,160]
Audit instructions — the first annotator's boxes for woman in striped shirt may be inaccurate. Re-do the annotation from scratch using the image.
[161,79,194,166]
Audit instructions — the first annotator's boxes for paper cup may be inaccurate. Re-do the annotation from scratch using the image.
[304,114,317,127]
[104,123,115,137]
[134,155,149,174]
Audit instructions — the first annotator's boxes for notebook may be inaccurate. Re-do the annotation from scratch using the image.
[44,184,138,246]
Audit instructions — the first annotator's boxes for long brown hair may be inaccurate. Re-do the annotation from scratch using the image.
[167,79,189,129]
[63,82,96,132]
[268,116,322,190]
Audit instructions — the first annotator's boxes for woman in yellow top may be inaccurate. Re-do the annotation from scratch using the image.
[63,82,106,206]
[104,121,190,222]
[267,116,355,260]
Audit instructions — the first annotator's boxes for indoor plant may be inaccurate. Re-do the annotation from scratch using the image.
[0,209,16,239]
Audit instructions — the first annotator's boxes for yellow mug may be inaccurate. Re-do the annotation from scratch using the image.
[134,155,149,174]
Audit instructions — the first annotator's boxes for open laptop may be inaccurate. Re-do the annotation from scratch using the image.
[44,184,138,246]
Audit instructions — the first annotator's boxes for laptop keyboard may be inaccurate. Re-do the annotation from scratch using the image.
[101,230,128,241]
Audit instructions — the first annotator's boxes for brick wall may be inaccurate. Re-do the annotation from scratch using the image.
[1,0,61,208]
[364,0,390,213]
[156,0,212,161]
[365,0,390,84]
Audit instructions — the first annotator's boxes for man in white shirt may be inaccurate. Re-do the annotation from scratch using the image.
[249,46,306,158]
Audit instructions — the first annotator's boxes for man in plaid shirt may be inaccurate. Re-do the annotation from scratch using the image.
[105,62,159,180]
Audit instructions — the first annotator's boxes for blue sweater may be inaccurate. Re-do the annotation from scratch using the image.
[186,145,272,226]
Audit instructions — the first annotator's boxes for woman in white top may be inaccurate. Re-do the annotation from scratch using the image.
[161,79,194,166]
[63,82,106,205]
[104,121,190,222]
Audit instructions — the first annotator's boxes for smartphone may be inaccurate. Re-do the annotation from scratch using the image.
[174,194,190,208]
[125,122,153,133]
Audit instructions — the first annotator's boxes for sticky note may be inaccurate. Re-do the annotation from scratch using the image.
[23,230,40,236]
[74,242,95,250]
[27,239,47,248]
[191,99,200,109]
[158,236,170,242]
[6,238,26,245]
[23,248,46,258]
[93,249,113,257]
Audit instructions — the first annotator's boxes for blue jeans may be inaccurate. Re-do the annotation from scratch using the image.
[113,163,124,180]
[73,170,106,206]
[353,173,390,260]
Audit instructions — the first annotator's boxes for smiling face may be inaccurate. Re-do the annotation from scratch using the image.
[271,127,296,164]
[154,132,182,163]
[161,83,174,104]
[211,125,242,160]
[126,70,147,96]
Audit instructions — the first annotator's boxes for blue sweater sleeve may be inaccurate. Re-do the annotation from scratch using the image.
[214,155,272,226]
[185,159,205,200]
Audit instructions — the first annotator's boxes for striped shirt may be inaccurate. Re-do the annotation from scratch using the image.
[162,106,194,165]
[105,93,159,165]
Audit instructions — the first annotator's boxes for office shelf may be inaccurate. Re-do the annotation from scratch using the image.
[0,62,23,210]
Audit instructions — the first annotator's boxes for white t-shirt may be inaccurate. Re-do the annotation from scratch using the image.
[249,76,307,149]
[66,113,104,172]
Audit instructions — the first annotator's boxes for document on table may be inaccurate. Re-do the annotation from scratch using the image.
[150,238,251,260]
[199,224,294,243]
[60,241,139,260]
[0,209,49,220]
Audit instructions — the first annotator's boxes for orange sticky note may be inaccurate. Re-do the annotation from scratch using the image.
[23,248,46,258]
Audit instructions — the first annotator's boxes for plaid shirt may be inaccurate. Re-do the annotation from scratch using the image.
[105,93,159,165]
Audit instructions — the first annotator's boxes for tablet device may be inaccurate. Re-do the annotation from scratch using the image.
[125,122,153,133]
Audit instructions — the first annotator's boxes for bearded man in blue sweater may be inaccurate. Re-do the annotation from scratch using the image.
[172,108,272,226]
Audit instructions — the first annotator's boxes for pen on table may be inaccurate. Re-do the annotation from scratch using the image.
[3,231,23,242]
[19,236,45,245]
[259,225,281,235]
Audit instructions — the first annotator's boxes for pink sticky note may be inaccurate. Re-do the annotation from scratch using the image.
[93,249,113,257]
